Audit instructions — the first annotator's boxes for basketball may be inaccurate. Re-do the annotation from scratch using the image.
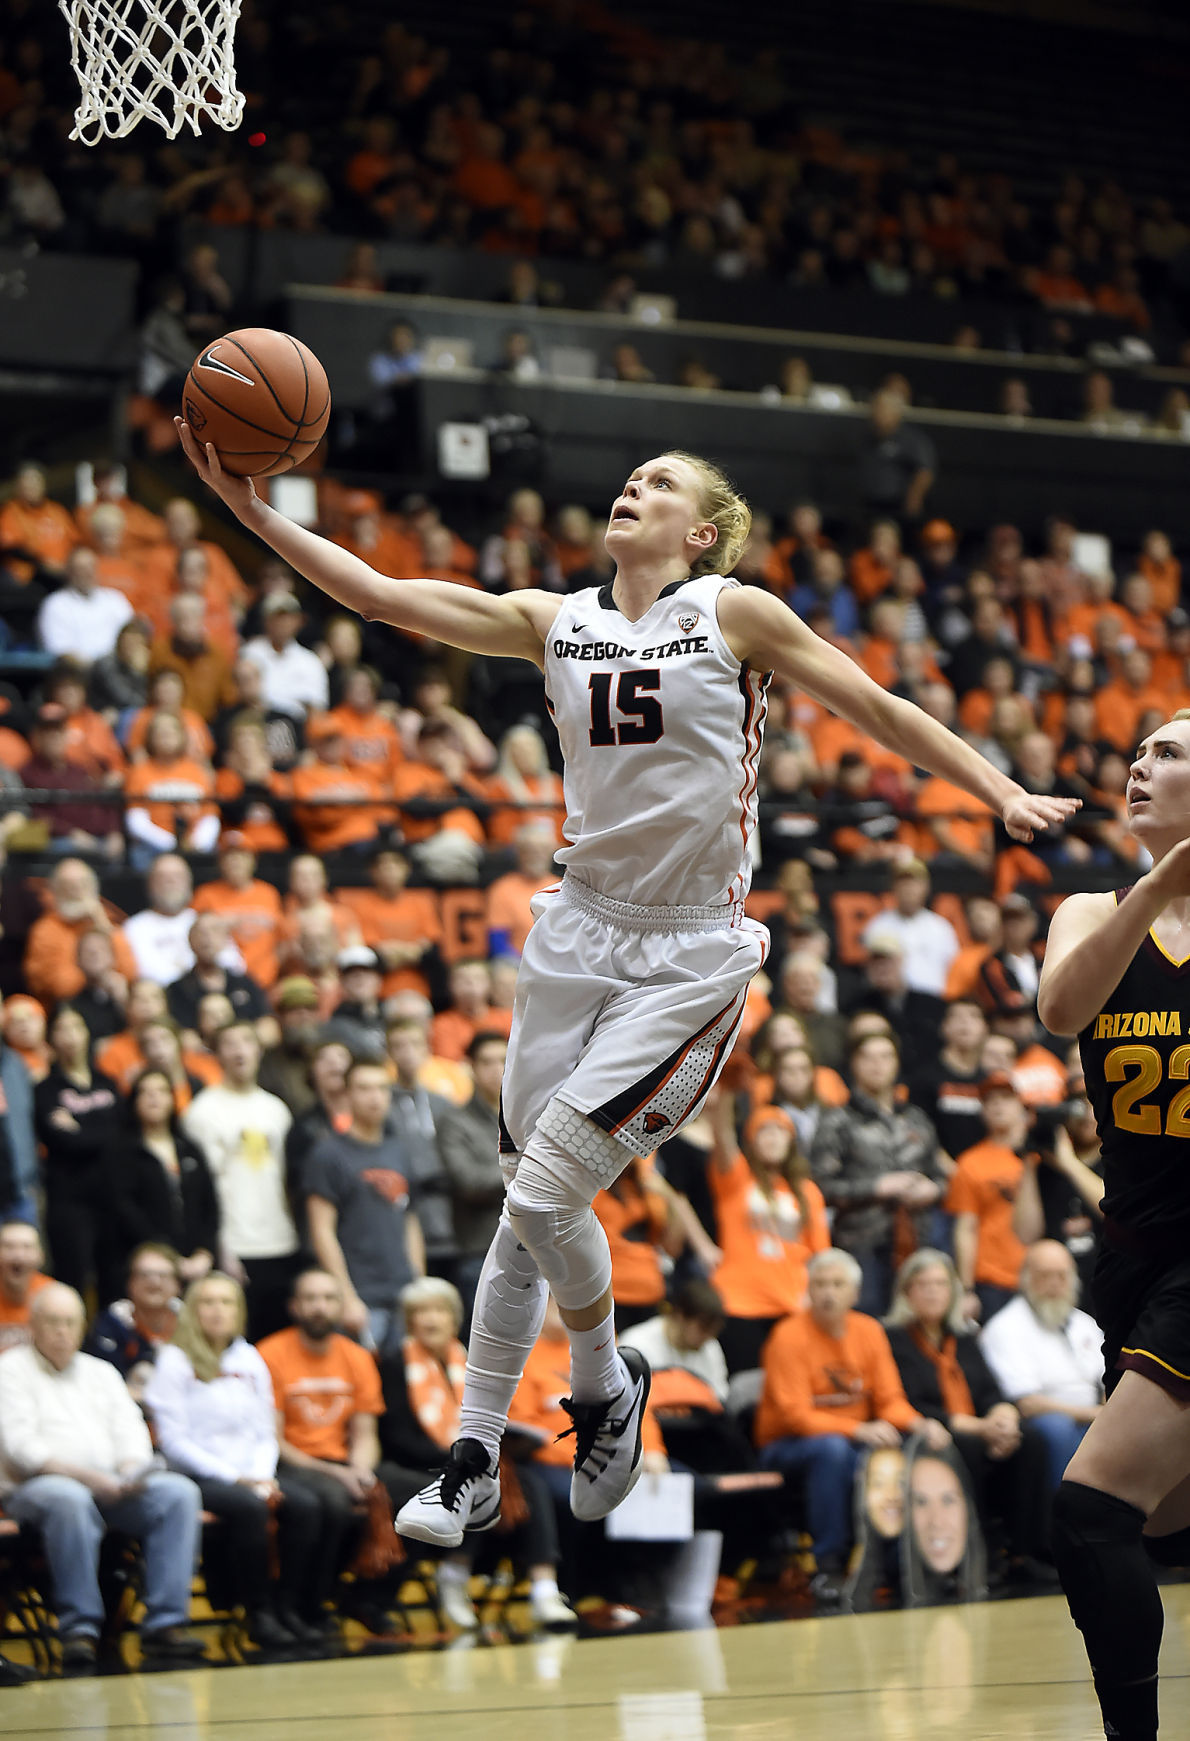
[182,327,331,478]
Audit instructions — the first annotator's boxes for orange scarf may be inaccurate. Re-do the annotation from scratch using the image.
[403,1336,468,1450]
[909,1326,974,1418]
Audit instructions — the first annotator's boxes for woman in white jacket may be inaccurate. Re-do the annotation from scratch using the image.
[144,1273,322,1649]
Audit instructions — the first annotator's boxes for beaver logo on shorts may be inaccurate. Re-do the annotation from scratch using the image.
[677,611,700,633]
[644,1111,672,1134]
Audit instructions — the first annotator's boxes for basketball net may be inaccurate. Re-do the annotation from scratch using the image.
[57,0,245,144]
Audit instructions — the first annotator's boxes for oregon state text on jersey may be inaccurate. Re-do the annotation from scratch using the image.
[1078,887,1190,1239]
[544,574,771,909]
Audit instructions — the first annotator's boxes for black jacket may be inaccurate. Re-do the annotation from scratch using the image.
[377,1351,451,1471]
[34,1065,123,1179]
[110,1131,220,1262]
[885,1324,1007,1424]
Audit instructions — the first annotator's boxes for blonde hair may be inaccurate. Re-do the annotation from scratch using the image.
[172,1273,247,1382]
[400,1275,464,1332]
[662,450,752,577]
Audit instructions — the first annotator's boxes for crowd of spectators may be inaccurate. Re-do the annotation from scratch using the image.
[3,1,1190,371]
[0,437,1168,1667]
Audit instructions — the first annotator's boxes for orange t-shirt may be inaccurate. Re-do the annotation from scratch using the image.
[945,1140,1026,1291]
[63,709,125,779]
[334,886,443,999]
[1012,1044,1066,1109]
[593,1175,669,1308]
[0,1273,53,1352]
[290,761,393,853]
[484,774,566,848]
[212,769,292,855]
[0,499,78,571]
[810,714,913,786]
[849,548,894,604]
[390,763,487,845]
[76,496,167,553]
[137,540,247,613]
[1093,682,1170,753]
[95,1030,222,1095]
[192,878,283,987]
[509,1330,665,1467]
[430,1004,513,1062]
[944,943,992,1000]
[257,1325,384,1463]
[0,725,29,771]
[487,870,555,956]
[754,1309,923,1446]
[1139,553,1181,616]
[1061,599,1132,654]
[915,776,994,863]
[124,756,216,836]
[708,1152,830,1318]
[316,706,404,787]
[24,913,139,1005]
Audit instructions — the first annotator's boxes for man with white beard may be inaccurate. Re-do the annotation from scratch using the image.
[978,1239,1104,1493]
[122,854,242,986]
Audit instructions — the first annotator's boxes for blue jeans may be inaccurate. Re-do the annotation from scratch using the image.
[1026,1411,1089,1491]
[757,1433,860,1566]
[6,1471,201,1638]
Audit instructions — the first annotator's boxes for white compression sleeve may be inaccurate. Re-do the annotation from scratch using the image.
[458,1208,548,1463]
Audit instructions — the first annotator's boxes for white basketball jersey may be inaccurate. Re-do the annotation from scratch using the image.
[543,573,771,908]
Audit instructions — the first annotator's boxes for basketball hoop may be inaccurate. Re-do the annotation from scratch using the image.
[57,0,245,144]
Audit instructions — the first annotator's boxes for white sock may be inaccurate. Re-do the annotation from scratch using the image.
[529,1574,559,1604]
[437,1558,470,1587]
[458,1210,548,1464]
[567,1308,628,1404]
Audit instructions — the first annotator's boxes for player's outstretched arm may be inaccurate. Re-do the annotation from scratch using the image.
[718,587,1081,844]
[1038,842,1190,1034]
[175,420,556,662]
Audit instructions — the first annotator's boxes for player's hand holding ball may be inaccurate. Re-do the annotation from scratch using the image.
[175,325,332,515]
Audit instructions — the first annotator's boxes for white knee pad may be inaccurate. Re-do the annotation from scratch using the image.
[473,1209,548,1344]
[505,1127,613,1313]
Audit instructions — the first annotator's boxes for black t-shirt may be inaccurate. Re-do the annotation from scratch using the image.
[1078,887,1190,1241]
[906,1059,986,1161]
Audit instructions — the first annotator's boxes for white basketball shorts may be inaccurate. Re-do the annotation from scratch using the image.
[498,874,768,1185]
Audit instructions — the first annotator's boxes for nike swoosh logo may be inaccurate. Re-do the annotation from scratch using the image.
[199,344,255,386]
[593,1339,610,1351]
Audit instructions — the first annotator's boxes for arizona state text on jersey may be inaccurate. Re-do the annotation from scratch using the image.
[1078,888,1190,1242]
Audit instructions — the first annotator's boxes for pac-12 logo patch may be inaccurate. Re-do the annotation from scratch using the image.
[643,1110,671,1134]
[677,610,700,633]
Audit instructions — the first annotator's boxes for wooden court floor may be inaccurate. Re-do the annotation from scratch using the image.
[5,1590,1190,1741]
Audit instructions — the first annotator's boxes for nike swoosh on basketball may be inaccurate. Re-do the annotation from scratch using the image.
[199,345,255,386]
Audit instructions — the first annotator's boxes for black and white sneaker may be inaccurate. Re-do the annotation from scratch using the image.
[396,1438,501,1549]
[559,1347,652,1523]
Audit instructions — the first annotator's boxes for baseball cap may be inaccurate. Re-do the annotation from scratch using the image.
[921,519,956,545]
[866,934,904,957]
[979,1069,1019,1101]
[261,591,302,617]
[337,945,382,973]
[275,976,320,1011]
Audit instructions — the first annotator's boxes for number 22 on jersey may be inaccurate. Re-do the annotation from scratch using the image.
[1107,1043,1190,1137]
[588,670,664,747]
